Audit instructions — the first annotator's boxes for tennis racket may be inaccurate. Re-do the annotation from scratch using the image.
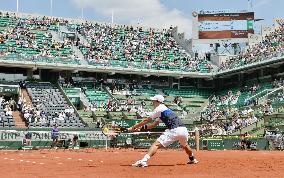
[102,123,128,136]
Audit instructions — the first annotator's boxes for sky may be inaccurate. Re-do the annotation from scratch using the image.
[0,0,282,41]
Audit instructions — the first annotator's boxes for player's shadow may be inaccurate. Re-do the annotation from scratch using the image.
[148,165,175,167]
[176,163,187,166]
[121,164,175,167]
[80,165,98,168]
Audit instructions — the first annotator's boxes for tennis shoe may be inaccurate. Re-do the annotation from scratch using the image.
[187,159,198,164]
[131,160,148,167]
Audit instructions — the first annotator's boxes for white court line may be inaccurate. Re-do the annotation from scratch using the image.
[20,160,23,162]
[10,159,14,161]
[42,156,46,158]
[78,159,82,161]
[26,161,30,163]
[55,157,60,159]
[39,163,44,165]
[32,162,36,164]
[89,160,93,162]
[100,161,103,163]
[4,158,8,160]
[67,158,72,160]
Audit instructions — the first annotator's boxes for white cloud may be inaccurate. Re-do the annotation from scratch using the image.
[71,0,192,37]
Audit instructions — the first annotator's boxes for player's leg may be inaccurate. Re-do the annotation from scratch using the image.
[177,127,198,164]
[132,140,164,167]
[181,144,198,164]
[148,140,164,156]
[51,138,55,148]
[51,137,58,148]
[132,131,172,167]
[142,140,163,160]
[27,139,31,146]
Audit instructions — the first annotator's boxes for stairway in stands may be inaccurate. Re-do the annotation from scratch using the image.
[12,111,26,128]
[21,88,32,103]
[12,88,32,128]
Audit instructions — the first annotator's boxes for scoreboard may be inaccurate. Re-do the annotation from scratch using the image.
[196,11,254,39]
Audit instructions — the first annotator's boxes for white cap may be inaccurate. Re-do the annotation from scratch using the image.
[150,95,165,103]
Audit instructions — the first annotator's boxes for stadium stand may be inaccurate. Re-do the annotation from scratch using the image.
[60,76,280,136]
[163,88,211,115]
[0,12,80,65]
[0,97,16,127]
[199,79,284,136]
[0,11,215,73]
[218,26,284,71]
[67,20,213,73]
[22,82,85,128]
[0,11,282,140]
[1,11,283,75]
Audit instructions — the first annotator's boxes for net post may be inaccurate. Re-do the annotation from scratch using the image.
[195,129,200,151]
[105,135,108,150]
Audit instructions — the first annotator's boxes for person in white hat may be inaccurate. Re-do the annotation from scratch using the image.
[128,94,198,167]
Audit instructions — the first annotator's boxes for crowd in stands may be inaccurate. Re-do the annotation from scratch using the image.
[0,12,78,63]
[199,81,284,136]
[18,81,80,127]
[210,83,263,108]
[0,11,215,73]
[20,97,48,125]
[65,78,151,116]
[211,91,240,106]
[200,105,260,135]
[89,97,148,116]
[268,78,284,105]
[1,11,284,74]
[272,78,284,88]
[109,80,153,96]
[263,100,274,114]
[25,74,284,132]
[0,96,15,116]
[203,80,278,121]
[0,11,68,29]
[198,80,282,135]
[219,25,284,71]
[270,92,284,103]
[0,96,16,127]
[20,96,76,126]
[173,96,183,105]
[107,80,157,115]
[70,22,212,72]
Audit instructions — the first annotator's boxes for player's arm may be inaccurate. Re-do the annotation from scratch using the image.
[144,120,161,130]
[129,107,161,132]
[128,117,152,132]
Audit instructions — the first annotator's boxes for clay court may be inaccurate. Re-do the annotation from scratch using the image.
[0,149,283,178]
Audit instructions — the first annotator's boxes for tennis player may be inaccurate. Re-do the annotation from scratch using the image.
[129,95,198,167]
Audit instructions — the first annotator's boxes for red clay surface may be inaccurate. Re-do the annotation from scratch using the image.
[0,149,283,178]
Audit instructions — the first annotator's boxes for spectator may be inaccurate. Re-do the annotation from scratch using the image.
[24,128,32,146]
[72,134,79,147]
[9,98,16,111]
[51,124,60,148]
